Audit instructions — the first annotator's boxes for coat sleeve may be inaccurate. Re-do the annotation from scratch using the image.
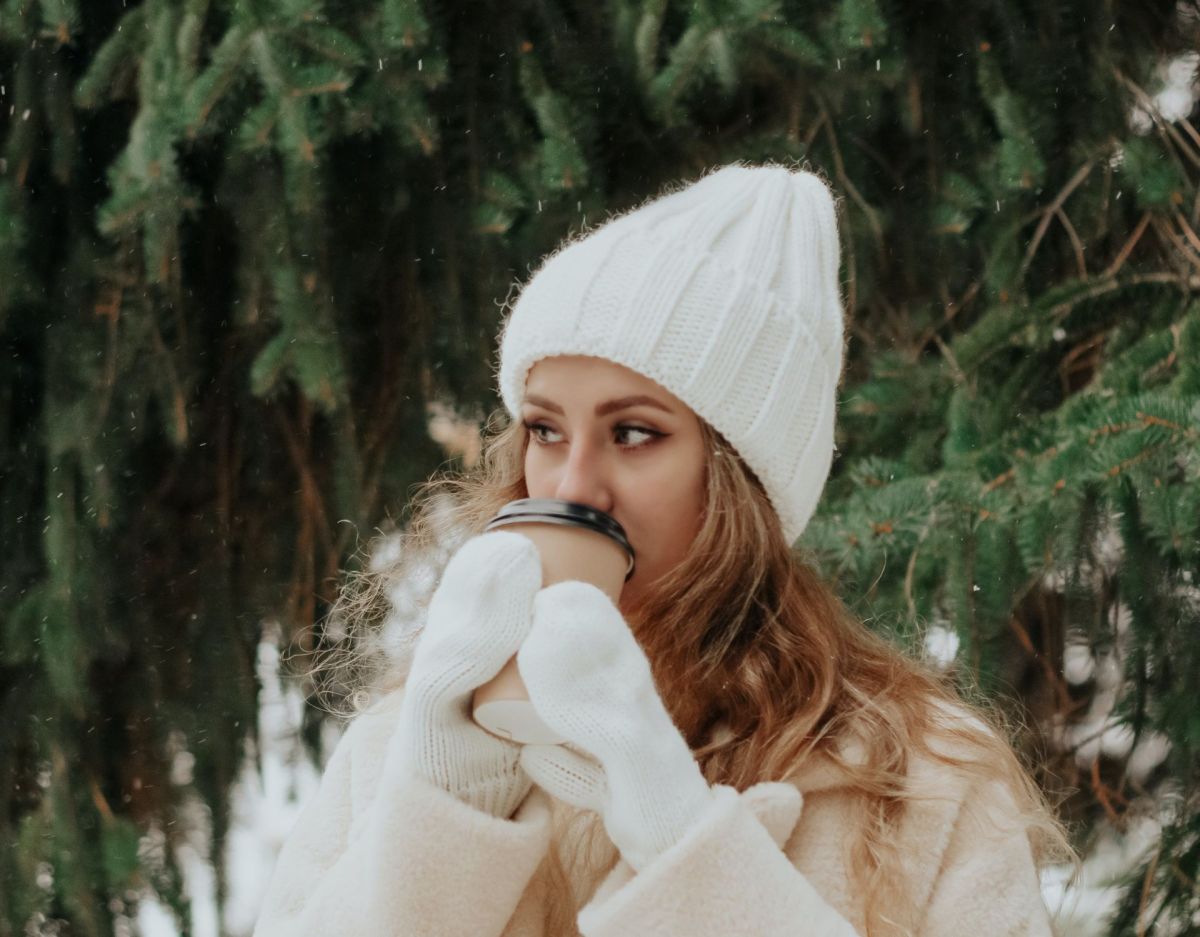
[575,775,1053,937]
[576,782,863,937]
[252,693,552,937]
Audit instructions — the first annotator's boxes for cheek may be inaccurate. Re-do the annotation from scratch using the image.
[677,465,707,544]
[632,446,706,557]
[522,446,548,496]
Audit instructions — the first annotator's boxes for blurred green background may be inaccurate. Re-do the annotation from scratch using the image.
[1,0,1198,933]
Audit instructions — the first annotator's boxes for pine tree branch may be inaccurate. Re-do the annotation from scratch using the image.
[1151,216,1200,277]
[1090,756,1129,826]
[148,305,189,447]
[1102,211,1152,279]
[1048,272,1200,319]
[290,78,352,97]
[1116,69,1200,174]
[1170,209,1200,258]
[1007,613,1076,714]
[1055,206,1088,280]
[917,280,981,353]
[1059,330,1107,399]
[931,332,966,386]
[1137,839,1162,937]
[815,94,884,260]
[273,400,338,605]
[1017,160,1093,282]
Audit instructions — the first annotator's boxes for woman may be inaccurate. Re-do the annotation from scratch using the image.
[254,163,1071,936]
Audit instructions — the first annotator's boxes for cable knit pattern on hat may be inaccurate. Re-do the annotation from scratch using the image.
[497,162,845,543]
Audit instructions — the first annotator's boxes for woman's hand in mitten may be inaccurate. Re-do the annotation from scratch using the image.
[387,530,543,820]
[516,581,716,870]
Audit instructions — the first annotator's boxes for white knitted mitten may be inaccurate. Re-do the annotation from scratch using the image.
[516,580,716,870]
[387,530,543,819]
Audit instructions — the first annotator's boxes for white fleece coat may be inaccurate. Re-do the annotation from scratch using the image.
[253,689,1054,936]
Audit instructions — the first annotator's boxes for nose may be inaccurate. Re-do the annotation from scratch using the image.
[552,437,614,514]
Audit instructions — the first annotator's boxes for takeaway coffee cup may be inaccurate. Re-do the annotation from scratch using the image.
[471,498,636,745]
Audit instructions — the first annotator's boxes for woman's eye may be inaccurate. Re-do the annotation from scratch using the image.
[523,421,662,449]
[614,425,661,447]
[525,421,560,444]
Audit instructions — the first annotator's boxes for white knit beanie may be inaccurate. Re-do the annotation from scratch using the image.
[496,162,844,544]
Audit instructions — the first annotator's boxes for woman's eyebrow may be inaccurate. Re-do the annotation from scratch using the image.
[522,393,673,416]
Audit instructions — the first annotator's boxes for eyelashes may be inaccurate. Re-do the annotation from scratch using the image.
[523,421,665,450]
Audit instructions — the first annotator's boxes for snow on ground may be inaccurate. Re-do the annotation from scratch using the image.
[132,625,336,937]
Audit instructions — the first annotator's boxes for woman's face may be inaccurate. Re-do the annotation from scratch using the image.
[520,355,707,621]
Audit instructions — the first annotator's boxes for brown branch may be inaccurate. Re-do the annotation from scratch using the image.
[1058,330,1107,397]
[147,307,189,446]
[903,545,919,621]
[1137,840,1162,937]
[1172,208,1200,257]
[273,400,338,628]
[1152,216,1200,276]
[1116,69,1200,172]
[903,521,934,622]
[1105,444,1165,478]
[931,332,966,385]
[1055,206,1088,279]
[89,778,116,821]
[92,283,123,434]
[917,279,981,352]
[1174,107,1200,156]
[981,467,1016,494]
[1017,161,1094,281]
[1102,211,1152,279]
[814,92,882,318]
[290,80,352,97]
[1090,757,1126,827]
[802,107,827,151]
[1007,614,1076,714]
[1048,271,1200,319]
[1137,410,1193,435]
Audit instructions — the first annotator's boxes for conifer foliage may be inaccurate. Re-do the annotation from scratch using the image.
[0,0,1196,932]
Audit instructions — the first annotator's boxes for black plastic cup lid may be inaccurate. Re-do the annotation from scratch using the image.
[484,498,636,580]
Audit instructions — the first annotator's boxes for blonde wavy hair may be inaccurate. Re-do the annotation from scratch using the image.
[311,407,1073,936]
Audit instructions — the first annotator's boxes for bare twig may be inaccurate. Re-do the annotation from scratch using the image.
[273,400,338,628]
[1008,614,1076,714]
[1172,208,1200,257]
[1137,840,1162,937]
[802,107,828,150]
[1059,330,1108,397]
[147,308,189,446]
[1090,757,1128,827]
[1102,211,1152,279]
[903,521,934,622]
[1152,216,1200,276]
[917,280,981,354]
[931,332,967,385]
[1117,69,1200,173]
[1018,161,1094,281]
[815,93,884,264]
[1054,206,1088,279]
[1048,271,1200,318]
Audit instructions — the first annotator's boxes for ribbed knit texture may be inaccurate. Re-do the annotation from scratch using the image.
[388,531,543,819]
[497,162,844,544]
[517,580,716,871]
